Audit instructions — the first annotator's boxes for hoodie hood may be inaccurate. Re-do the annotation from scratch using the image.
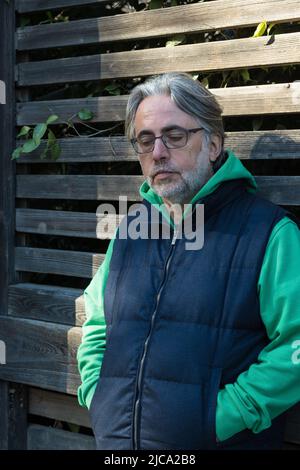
[139,150,257,226]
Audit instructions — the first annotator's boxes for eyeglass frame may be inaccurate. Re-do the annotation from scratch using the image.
[130,126,205,154]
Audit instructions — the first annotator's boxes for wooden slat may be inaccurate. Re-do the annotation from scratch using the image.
[16,136,135,163]
[16,0,109,13]
[256,176,300,205]
[15,174,300,205]
[28,425,96,450]
[8,283,85,326]
[17,32,300,86]
[29,387,91,428]
[15,247,105,278]
[15,130,300,163]
[16,174,143,200]
[16,208,121,239]
[0,0,28,452]
[16,0,300,51]
[0,316,81,394]
[17,83,300,125]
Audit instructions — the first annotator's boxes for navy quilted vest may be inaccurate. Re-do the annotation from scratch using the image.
[89,179,289,450]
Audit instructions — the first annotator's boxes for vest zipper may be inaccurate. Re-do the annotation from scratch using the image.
[133,228,179,450]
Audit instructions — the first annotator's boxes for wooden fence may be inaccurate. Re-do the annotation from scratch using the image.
[0,0,300,449]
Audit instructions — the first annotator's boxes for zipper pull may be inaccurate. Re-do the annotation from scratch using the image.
[171,227,179,245]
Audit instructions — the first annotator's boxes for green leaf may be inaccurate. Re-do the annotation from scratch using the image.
[165,34,186,48]
[33,123,47,144]
[252,21,267,38]
[21,139,40,153]
[240,69,250,82]
[11,147,22,160]
[104,83,121,96]
[17,126,31,138]
[267,22,276,35]
[50,141,61,161]
[201,77,209,88]
[149,0,162,9]
[46,114,59,125]
[77,108,93,121]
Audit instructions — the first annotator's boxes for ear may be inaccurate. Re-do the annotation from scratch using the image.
[208,134,223,162]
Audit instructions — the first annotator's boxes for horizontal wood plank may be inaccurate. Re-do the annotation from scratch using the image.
[15,247,105,278]
[256,176,300,205]
[27,425,96,450]
[17,83,300,125]
[16,136,135,162]
[16,0,109,13]
[29,387,91,428]
[16,174,300,205]
[16,174,143,200]
[0,316,81,394]
[16,208,121,239]
[17,32,300,86]
[8,283,85,326]
[16,0,300,50]
[17,33,300,86]
[16,130,300,163]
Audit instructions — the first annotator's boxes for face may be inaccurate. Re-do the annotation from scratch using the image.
[134,95,221,206]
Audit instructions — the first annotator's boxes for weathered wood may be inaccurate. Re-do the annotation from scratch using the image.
[17,83,300,125]
[0,317,81,394]
[256,176,300,205]
[16,136,135,162]
[8,283,85,326]
[0,0,28,451]
[15,130,300,163]
[28,424,96,450]
[16,0,109,13]
[29,387,91,428]
[17,32,300,86]
[16,208,121,239]
[15,174,300,205]
[15,247,105,278]
[16,0,300,50]
[16,174,143,200]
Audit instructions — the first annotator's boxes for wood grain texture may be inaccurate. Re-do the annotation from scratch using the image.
[16,174,143,200]
[16,130,300,163]
[16,0,300,50]
[15,247,105,278]
[29,387,91,428]
[17,32,300,86]
[15,174,300,205]
[16,208,121,239]
[0,316,81,395]
[27,425,96,450]
[17,83,300,125]
[8,283,85,326]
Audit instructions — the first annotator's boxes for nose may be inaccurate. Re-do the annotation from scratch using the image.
[152,136,169,161]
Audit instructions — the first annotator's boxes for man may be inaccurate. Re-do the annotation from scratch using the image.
[77,72,300,450]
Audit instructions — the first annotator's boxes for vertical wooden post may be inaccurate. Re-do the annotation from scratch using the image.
[0,1,28,450]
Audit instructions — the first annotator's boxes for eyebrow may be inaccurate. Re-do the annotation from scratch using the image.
[136,125,183,138]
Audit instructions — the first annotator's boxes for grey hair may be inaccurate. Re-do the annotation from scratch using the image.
[125,72,227,172]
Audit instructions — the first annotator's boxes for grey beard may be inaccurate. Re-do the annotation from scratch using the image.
[148,162,213,205]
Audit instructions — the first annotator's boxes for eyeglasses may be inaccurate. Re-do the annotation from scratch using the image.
[131,126,204,154]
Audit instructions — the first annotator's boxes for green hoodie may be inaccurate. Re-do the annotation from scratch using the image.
[77,151,300,443]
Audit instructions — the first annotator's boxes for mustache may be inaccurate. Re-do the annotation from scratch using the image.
[150,165,179,179]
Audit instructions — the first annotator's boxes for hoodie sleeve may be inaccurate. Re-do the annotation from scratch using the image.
[216,216,300,442]
[77,234,116,409]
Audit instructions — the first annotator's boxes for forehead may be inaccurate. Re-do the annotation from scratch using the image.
[134,95,197,133]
